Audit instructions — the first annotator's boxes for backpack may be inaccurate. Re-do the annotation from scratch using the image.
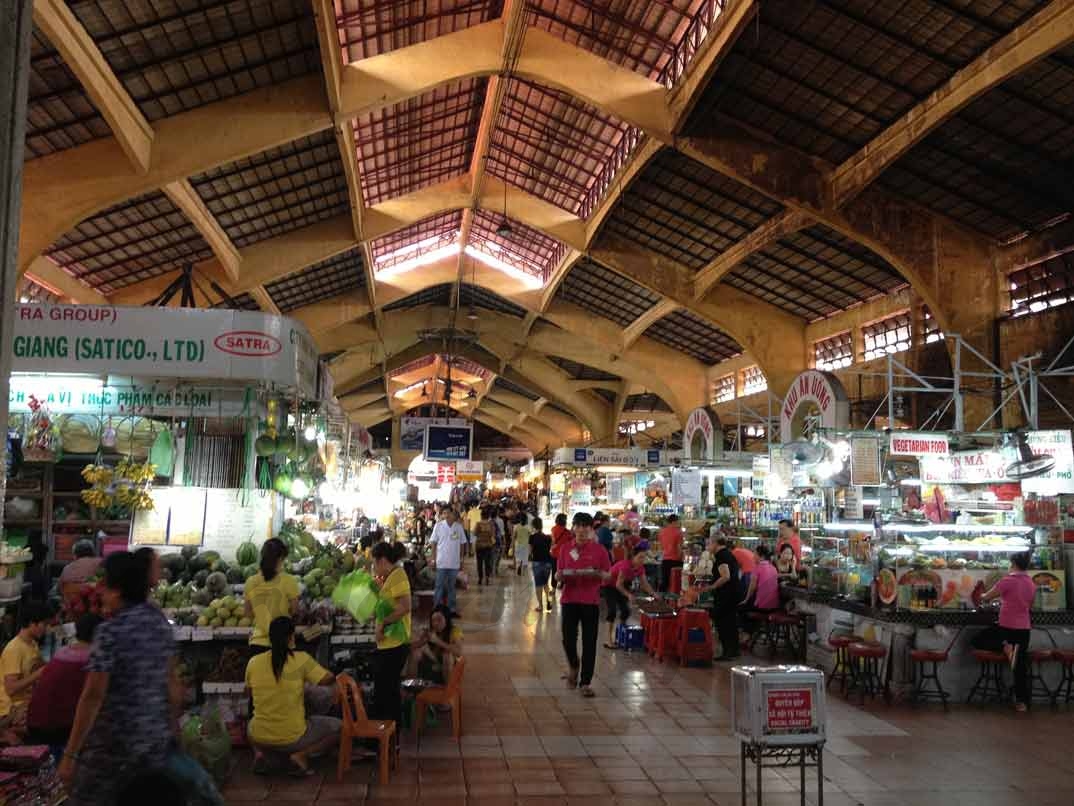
[474,521,495,550]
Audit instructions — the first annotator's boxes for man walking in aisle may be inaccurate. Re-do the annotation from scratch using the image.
[429,509,468,617]
[556,513,611,698]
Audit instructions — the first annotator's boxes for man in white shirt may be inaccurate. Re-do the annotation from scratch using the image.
[429,508,468,615]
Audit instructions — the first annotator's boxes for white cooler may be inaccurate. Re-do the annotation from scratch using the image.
[731,665,826,746]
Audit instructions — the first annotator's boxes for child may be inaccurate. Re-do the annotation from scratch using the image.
[601,544,655,649]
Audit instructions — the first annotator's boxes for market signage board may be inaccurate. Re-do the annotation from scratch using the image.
[436,463,456,484]
[764,687,815,733]
[400,417,466,453]
[131,487,273,551]
[672,467,702,506]
[888,431,949,457]
[455,459,483,482]
[780,370,849,444]
[424,424,473,461]
[1021,430,1074,494]
[683,407,721,463]
[12,304,316,397]
[844,486,864,519]
[8,375,258,418]
[920,448,1010,485]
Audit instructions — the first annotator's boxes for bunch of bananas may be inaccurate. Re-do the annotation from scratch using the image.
[114,485,154,511]
[81,487,112,508]
[81,464,113,486]
[116,459,155,484]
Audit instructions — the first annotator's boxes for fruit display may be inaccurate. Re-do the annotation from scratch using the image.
[81,458,156,512]
[196,596,250,629]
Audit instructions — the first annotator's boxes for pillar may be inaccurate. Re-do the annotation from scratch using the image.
[0,1,33,510]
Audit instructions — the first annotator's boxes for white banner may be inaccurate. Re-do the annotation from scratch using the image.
[8,374,259,418]
[12,304,316,397]
[920,449,1010,485]
[1021,430,1074,494]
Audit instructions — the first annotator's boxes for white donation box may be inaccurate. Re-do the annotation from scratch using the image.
[731,665,826,746]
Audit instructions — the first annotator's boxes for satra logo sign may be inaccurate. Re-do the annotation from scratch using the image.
[213,331,282,357]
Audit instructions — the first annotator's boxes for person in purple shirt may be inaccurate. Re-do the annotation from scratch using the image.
[972,552,1035,712]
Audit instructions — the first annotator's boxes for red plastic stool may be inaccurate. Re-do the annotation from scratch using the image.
[967,650,1008,704]
[649,615,679,662]
[827,633,864,694]
[675,608,714,666]
[767,612,803,659]
[1029,649,1056,706]
[1055,649,1074,705]
[847,642,889,704]
[910,649,950,709]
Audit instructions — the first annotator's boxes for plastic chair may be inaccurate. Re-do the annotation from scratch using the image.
[336,673,397,785]
[415,656,465,744]
[675,608,713,666]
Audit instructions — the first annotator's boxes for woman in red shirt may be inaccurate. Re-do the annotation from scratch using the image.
[973,552,1035,712]
[27,613,101,751]
[549,513,571,591]
[556,513,610,697]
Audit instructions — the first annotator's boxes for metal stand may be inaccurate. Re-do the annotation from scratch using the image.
[739,741,824,806]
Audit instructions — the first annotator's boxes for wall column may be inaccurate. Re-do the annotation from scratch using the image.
[0,1,33,510]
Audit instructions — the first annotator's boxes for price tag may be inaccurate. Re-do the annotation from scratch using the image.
[192,627,214,642]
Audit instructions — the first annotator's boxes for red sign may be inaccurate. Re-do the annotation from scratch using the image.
[213,331,282,357]
[765,688,813,732]
[436,463,456,484]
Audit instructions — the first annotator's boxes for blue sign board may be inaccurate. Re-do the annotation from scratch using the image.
[424,424,473,461]
[574,448,588,464]
[647,449,661,465]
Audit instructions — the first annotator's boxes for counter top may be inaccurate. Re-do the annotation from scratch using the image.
[781,585,1074,626]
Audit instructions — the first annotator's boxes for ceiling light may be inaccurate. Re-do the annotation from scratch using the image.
[595,464,640,474]
[466,306,478,320]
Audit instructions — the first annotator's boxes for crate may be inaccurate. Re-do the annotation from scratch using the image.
[731,665,826,746]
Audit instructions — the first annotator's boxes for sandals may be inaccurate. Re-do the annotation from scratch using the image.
[580,685,596,698]
[563,667,579,689]
[603,643,620,650]
[286,759,314,778]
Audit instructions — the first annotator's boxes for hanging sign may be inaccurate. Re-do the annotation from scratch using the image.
[425,424,473,461]
[436,463,456,484]
[683,407,721,463]
[12,304,316,397]
[672,467,702,507]
[455,459,483,482]
[1021,430,1074,494]
[780,370,849,444]
[888,432,949,457]
[844,486,864,519]
[920,449,1010,485]
[400,417,466,453]
[850,436,882,486]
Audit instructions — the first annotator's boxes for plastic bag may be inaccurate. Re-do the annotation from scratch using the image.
[180,705,232,786]
[332,569,380,621]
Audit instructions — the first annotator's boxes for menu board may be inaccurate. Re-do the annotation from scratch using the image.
[850,437,881,486]
[672,468,702,507]
[131,486,272,550]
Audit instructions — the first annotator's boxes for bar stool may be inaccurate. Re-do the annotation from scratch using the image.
[910,649,950,710]
[827,633,863,694]
[1028,649,1056,707]
[847,641,889,704]
[768,612,803,659]
[744,611,771,652]
[1053,649,1074,705]
[967,650,1008,704]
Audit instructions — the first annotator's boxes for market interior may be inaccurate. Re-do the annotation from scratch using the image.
[1,0,1074,804]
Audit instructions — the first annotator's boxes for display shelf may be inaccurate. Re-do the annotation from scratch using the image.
[2,518,45,527]
[823,521,1032,534]
[202,682,245,694]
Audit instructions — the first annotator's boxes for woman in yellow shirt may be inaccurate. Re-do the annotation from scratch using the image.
[371,542,411,724]
[246,617,338,776]
[244,538,300,651]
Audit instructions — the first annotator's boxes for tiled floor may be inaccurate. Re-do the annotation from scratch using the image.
[224,562,1074,805]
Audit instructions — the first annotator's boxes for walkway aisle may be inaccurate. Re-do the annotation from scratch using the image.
[225,563,1074,805]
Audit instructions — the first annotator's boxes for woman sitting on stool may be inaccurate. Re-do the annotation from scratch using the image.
[739,544,780,647]
[409,605,463,684]
[246,617,340,776]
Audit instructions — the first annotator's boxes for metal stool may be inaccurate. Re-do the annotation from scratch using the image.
[967,650,1008,704]
[827,633,863,694]
[847,641,889,704]
[745,611,772,652]
[1028,649,1055,707]
[767,612,803,659]
[1053,649,1074,705]
[910,649,950,710]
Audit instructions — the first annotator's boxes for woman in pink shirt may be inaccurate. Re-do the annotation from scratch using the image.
[739,545,780,647]
[555,512,611,697]
[972,552,1035,711]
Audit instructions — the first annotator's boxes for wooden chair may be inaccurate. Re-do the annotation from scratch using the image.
[415,656,465,744]
[335,673,397,785]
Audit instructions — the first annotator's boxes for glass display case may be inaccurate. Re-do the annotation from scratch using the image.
[804,525,874,600]
[817,520,1067,611]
